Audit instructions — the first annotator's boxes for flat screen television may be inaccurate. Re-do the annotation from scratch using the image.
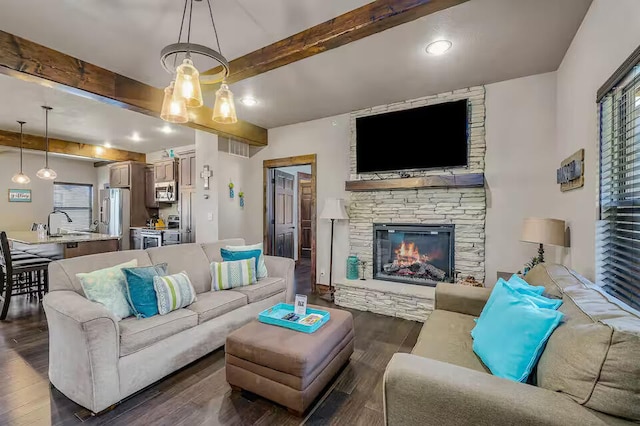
[356,99,469,173]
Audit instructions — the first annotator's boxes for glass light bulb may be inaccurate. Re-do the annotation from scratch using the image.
[11,172,30,184]
[161,81,188,124]
[173,58,203,108]
[36,167,57,180]
[212,82,238,124]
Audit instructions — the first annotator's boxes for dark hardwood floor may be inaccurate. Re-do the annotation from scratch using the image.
[0,259,420,426]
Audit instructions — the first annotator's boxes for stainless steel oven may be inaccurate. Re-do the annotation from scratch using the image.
[155,181,177,203]
[141,229,162,249]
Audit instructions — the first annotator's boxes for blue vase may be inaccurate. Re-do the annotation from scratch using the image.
[239,197,245,208]
[347,256,359,280]
[229,188,234,199]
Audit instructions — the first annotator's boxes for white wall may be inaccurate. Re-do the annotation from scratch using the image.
[195,130,219,243]
[1,151,98,231]
[485,72,559,283]
[217,151,249,240]
[240,115,351,284]
[555,0,640,280]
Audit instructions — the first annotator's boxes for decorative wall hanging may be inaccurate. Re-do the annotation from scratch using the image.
[557,149,584,192]
[200,165,212,190]
[238,191,244,207]
[8,189,32,202]
[228,181,234,198]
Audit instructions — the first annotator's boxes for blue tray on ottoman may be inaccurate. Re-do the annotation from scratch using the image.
[258,303,330,333]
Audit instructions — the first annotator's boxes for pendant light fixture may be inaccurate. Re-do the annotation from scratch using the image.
[160,0,237,124]
[36,106,57,181]
[11,121,30,184]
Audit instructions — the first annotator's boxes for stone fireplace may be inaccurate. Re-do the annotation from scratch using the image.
[373,223,455,286]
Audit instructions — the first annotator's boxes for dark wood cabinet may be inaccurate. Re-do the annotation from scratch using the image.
[145,167,159,208]
[154,160,177,183]
[109,163,131,187]
[179,152,197,188]
[107,161,149,227]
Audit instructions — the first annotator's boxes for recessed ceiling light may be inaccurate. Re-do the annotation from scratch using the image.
[425,40,452,56]
[104,142,112,148]
[95,146,105,155]
[239,97,258,107]
[130,132,141,142]
[161,125,173,134]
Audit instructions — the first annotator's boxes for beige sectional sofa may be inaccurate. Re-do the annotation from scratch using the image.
[384,263,640,426]
[43,239,295,413]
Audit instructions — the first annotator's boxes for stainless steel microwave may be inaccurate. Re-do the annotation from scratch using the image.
[155,181,177,202]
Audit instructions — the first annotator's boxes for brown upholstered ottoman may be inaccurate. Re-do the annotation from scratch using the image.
[225,305,354,415]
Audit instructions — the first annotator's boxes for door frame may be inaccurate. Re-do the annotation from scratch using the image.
[263,154,317,291]
[297,172,312,263]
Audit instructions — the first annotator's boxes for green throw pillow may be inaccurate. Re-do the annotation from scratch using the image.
[153,271,197,315]
[77,259,138,320]
[211,258,257,291]
[224,243,267,279]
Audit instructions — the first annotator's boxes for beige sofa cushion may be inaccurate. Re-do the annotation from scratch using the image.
[412,309,489,373]
[146,244,212,293]
[529,265,640,421]
[119,309,197,356]
[234,277,286,303]
[185,291,247,324]
[200,239,246,263]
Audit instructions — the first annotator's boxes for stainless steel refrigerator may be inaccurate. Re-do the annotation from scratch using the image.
[98,188,131,250]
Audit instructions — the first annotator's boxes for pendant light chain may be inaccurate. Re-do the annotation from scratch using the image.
[186,0,194,57]
[18,121,25,173]
[173,0,189,69]
[207,0,223,56]
[44,107,49,168]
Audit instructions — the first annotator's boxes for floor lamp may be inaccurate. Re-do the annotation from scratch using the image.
[320,198,349,300]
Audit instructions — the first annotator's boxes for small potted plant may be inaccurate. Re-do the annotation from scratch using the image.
[238,191,245,208]
[228,182,234,198]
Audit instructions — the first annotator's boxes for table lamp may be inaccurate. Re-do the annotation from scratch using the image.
[521,218,566,264]
[320,198,349,300]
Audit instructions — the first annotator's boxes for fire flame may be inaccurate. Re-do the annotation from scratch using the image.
[394,241,444,267]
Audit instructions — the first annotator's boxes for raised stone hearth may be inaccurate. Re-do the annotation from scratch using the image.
[334,279,434,322]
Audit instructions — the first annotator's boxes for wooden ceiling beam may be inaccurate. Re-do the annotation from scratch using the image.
[203,0,468,83]
[0,129,146,163]
[0,31,268,146]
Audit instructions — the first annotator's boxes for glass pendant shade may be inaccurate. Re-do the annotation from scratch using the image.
[12,121,30,184]
[36,167,57,180]
[212,82,238,124]
[173,58,203,108]
[161,81,188,123]
[37,106,57,181]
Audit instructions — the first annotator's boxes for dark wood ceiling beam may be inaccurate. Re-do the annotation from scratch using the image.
[0,31,268,146]
[0,129,146,162]
[204,0,468,83]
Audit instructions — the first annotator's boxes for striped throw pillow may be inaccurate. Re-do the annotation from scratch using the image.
[210,258,257,291]
[153,271,197,315]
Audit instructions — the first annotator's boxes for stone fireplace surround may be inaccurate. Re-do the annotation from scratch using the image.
[334,86,486,321]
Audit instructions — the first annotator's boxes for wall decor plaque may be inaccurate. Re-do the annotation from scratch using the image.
[557,149,584,192]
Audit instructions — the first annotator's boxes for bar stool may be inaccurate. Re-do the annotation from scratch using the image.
[0,232,52,320]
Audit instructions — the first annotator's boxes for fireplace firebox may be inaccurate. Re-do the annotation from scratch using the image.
[373,223,455,286]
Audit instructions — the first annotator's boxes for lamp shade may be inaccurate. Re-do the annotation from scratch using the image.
[521,218,566,247]
[320,198,349,220]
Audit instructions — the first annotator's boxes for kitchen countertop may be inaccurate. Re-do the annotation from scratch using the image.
[7,231,121,245]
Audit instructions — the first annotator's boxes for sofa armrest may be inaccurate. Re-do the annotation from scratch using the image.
[43,291,121,413]
[434,283,491,316]
[384,354,611,426]
[264,255,295,303]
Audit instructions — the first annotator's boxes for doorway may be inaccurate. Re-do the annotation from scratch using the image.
[264,155,317,293]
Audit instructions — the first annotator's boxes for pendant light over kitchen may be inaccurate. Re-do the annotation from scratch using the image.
[160,0,237,124]
[36,106,57,181]
[11,121,30,184]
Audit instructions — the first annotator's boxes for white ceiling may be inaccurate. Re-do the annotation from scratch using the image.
[0,0,592,131]
[0,74,195,154]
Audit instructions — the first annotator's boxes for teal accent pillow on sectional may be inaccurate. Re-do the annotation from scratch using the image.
[153,271,197,315]
[224,243,267,279]
[211,258,257,291]
[472,284,564,382]
[77,259,138,321]
[220,248,261,276]
[123,263,168,318]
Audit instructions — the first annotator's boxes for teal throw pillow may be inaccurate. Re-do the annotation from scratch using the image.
[153,271,197,315]
[211,258,257,291]
[220,248,261,276]
[472,284,564,382]
[472,278,561,338]
[77,259,138,320]
[123,263,168,318]
[224,243,268,279]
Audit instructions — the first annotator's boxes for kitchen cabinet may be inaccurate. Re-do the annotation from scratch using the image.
[109,163,131,187]
[145,166,159,208]
[106,161,149,227]
[154,160,177,183]
[130,228,142,250]
[179,188,196,244]
[179,152,197,188]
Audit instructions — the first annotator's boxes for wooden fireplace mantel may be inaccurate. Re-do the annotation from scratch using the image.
[345,173,485,192]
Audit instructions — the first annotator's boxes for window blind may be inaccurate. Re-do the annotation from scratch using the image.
[53,183,93,231]
[597,64,640,310]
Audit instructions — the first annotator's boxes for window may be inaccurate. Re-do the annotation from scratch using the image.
[598,62,640,310]
[53,183,93,231]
